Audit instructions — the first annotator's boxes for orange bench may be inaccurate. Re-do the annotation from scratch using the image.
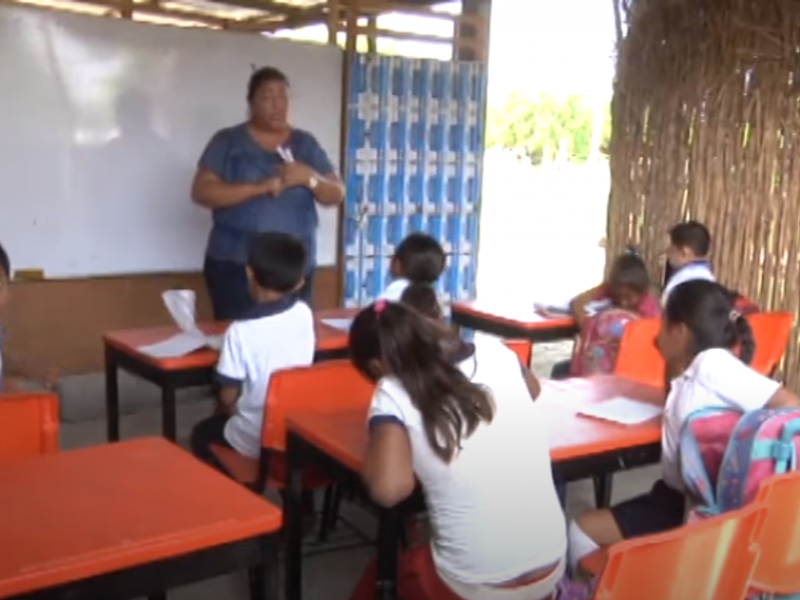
[0,389,58,462]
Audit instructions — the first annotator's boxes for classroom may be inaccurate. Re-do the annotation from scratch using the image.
[2,0,800,599]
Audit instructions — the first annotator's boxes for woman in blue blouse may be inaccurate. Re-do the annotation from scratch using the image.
[191,66,344,320]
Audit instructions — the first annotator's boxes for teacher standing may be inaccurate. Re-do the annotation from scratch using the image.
[191,66,344,320]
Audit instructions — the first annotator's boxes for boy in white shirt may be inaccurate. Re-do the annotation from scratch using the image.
[191,232,315,467]
[661,220,716,305]
[379,232,445,301]
[567,279,799,573]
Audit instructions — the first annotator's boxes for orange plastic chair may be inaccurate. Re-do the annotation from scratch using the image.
[591,503,766,600]
[0,390,59,462]
[749,471,800,595]
[503,339,532,367]
[612,318,665,388]
[747,312,793,376]
[210,360,375,489]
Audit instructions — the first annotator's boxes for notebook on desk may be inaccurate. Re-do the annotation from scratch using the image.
[578,397,663,425]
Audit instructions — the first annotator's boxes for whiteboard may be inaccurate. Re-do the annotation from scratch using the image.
[0,5,343,277]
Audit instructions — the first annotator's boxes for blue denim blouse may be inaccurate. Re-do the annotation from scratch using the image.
[199,124,335,265]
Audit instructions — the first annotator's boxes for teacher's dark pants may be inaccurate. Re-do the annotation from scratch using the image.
[204,257,314,321]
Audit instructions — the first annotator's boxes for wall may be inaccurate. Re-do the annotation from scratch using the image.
[5,266,339,375]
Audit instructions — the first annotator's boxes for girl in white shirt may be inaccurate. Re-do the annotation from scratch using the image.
[348,299,566,600]
[567,279,799,573]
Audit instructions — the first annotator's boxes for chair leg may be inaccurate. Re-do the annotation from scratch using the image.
[319,485,336,542]
[593,474,613,508]
[329,484,345,531]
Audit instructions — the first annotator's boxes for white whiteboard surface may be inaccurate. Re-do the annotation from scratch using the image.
[0,5,343,277]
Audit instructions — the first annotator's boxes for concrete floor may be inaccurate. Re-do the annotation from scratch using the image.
[57,341,660,600]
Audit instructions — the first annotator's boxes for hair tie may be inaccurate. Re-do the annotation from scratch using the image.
[729,309,741,322]
[374,299,388,314]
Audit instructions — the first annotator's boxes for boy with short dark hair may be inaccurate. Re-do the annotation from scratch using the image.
[662,220,715,305]
[0,242,57,390]
[380,232,446,301]
[191,232,315,466]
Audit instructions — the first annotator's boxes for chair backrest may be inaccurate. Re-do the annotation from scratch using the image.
[612,318,665,387]
[594,503,766,600]
[503,339,532,367]
[0,391,59,462]
[260,360,375,452]
[750,470,800,594]
[747,312,793,376]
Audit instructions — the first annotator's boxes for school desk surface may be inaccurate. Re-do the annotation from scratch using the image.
[103,308,355,442]
[0,437,281,600]
[283,375,665,600]
[450,300,579,343]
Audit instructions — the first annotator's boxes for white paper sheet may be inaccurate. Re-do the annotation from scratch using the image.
[321,317,353,332]
[578,397,663,425]
[137,290,222,358]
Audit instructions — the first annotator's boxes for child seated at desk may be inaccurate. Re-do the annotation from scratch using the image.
[566,279,799,574]
[0,242,58,391]
[550,251,660,379]
[662,220,715,305]
[379,232,446,301]
[191,232,315,466]
[348,299,565,600]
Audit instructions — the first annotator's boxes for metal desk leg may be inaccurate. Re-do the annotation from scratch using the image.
[376,506,401,600]
[249,537,278,600]
[593,474,613,508]
[285,435,305,600]
[161,385,178,442]
[105,345,121,442]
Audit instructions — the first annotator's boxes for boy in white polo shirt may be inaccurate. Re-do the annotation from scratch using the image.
[662,220,716,305]
[191,232,315,467]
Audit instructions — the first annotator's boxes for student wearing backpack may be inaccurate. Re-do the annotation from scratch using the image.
[567,279,799,573]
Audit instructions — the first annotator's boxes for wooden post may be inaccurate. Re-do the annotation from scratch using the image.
[457,0,491,62]
[327,0,340,45]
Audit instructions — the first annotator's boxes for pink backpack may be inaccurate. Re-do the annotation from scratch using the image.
[682,407,800,515]
[575,308,640,376]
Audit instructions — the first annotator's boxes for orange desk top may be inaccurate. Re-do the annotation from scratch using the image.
[0,437,282,598]
[287,376,664,473]
[451,300,577,332]
[104,307,356,371]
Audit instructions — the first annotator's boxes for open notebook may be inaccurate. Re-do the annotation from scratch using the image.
[321,318,353,332]
[578,397,663,426]
[137,290,224,358]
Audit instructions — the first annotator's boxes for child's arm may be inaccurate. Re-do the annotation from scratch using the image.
[766,387,800,409]
[521,364,541,401]
[570,284,606,324]
[215,325,246,413]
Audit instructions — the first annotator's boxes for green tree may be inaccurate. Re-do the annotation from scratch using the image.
[486,91,611,164]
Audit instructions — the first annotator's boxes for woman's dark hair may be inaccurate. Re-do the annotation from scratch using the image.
[247,66,289,103]
[400,283,442,320]
[608,253,650,293]
[0,242,8,278]
[665,280,755,364]
[349,301,494,463]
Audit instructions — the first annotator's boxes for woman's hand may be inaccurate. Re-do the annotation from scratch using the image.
[259,176,283,197]
[280,162,315,189]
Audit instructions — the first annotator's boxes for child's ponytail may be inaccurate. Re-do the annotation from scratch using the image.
[732,311,756,365]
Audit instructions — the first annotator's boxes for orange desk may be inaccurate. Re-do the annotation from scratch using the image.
[0,437,282,600]
[103,308,355,442]
[284,376,664,600]
[451,300,578,343]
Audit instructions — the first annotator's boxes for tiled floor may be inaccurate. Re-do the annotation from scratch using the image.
[57,345,660,600]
